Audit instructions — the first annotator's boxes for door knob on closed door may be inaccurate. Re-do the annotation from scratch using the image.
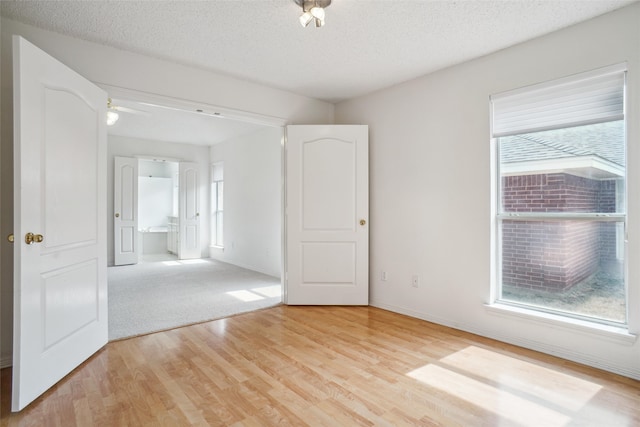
[7,234,14,243]
[360,219,366,226]
[25,232,44,245]
[115,213,120,218]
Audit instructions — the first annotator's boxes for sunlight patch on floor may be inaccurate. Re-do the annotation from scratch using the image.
[227,285,281,301]
[251,285,281,298]
[406,346,602,426]
[227,290,265,302]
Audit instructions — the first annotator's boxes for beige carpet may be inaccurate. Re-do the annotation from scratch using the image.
[108,257,281,340]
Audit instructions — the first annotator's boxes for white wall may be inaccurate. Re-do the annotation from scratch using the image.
[138,177,173,230]
[209,127,282,278]
[0,18,333,366]
[336,4,640,379]
[108,135,210,265]
[139,159,176,179]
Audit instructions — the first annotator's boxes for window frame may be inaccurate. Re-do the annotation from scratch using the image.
[211,162,224,248]
[491,66,628,328]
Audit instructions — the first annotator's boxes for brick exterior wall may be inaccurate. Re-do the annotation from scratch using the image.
[502,173,617,291]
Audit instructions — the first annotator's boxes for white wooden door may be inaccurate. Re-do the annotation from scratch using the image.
[12,36,108,411]
[179,162,200,259]
[286,125,369,305]
[114,156,139,265]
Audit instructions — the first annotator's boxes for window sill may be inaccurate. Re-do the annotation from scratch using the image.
[485,303,637,345]
[209,245,224,254]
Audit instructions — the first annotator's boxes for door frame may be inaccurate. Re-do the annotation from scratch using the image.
[98,84,289,298]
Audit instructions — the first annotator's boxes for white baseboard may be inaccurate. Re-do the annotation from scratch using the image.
[370,299,640,381]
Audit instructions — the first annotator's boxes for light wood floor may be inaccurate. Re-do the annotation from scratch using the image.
[1,306,639,426]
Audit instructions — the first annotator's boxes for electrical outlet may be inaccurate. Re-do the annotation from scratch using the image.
[381,271,388,281]
[412,275,419,288]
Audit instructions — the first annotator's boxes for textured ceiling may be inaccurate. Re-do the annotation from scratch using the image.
[2,0,635,146]
[1,0,636,104]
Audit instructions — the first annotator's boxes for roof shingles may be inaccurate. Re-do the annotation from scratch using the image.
[500,120,625,167]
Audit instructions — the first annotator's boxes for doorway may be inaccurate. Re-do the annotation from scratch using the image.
[138,158,179,262]
[114,155,200,265]
[7,38,369,412]
[106,94,284,339]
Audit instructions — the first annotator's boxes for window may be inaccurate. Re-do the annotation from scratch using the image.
[491,65,627,325]
[211,162,224,247]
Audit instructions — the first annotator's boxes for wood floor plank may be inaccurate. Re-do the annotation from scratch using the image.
[2,306,639,426]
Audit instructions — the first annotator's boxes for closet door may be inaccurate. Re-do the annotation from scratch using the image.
[114,156,139,265]
[285,125,369,305]
[179,162,200,259]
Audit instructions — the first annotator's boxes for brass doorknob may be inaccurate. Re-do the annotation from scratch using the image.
[25,232,44,245]
[115,213,120,218]
[7,234,14,243]
[360,219,366,226]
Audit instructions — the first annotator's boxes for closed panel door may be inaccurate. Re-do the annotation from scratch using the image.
[286,125,369,305]
[12,36,108,411]
[114,156,138,265]
[179,162,200,259]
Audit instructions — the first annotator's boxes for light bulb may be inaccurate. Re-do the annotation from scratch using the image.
[299,11,313,27]
[309,6,325,20]
[106,110,119,126]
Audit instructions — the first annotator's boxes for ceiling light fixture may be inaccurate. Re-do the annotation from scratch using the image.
[295,0,331,28]
[106,98,119,126]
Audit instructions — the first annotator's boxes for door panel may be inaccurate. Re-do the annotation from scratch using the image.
[12,36,108,411]
[179,162,200,259]
[44,89,98,247]
[286,125,369,305]
[302,242,356,284]
[114,156,138,265]
[303,138,356,230]
[43,260,98,348]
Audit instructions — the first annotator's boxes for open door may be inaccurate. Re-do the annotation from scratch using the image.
[114,156,139,265]
[285,125,369,305]
[179,162,200,259]
[12,36,108,411]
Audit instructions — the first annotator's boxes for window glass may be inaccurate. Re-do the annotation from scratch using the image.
[500,219,625,323]
[493,67,627,326]
[211,163,224,247]
[500,121,625,214]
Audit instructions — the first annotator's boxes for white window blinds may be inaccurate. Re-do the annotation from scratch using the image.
[491,64,626,138]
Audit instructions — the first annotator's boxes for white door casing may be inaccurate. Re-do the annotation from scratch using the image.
[285,125,369,305]
[179,162,200,259]
[114,156,138,265]
[12,36,108,411]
